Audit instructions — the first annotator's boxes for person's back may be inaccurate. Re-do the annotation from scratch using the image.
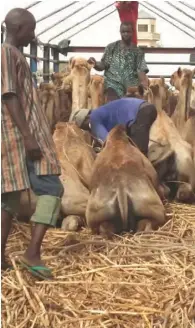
[90,97,146,141]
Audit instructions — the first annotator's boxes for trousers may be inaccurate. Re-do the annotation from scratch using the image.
[1,160,64,226]
[126,103,157,156]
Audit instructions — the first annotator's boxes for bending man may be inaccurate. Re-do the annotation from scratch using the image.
[70,98,157,157]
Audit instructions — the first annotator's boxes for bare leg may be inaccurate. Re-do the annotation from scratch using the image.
[23,223,48,266]
[1,209,13,269]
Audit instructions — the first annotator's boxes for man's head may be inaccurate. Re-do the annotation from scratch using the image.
[120,22,133,44]
[5,8,36,47]
[69,109,91,131]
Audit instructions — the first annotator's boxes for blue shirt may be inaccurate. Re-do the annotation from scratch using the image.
[90,98,145,141]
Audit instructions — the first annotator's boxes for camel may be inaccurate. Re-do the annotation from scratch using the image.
[88,75,105,109]
[62,57,94,117]
[53,122,96,230]
[190,83,195,112]
[126,85,145,99]
[170,68,195,170]
[18,123,96,231]
[147,78,195,203]
[86,125,166,237]
[51,72,68,88]
[170,68,195,132]
[38,82,71,132]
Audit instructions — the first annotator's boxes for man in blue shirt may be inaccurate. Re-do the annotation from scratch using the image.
[70,97,157,156]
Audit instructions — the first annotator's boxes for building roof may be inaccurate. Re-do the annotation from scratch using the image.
[138,9,156,20]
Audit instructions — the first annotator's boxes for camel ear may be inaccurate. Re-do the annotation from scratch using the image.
[69,57,75,69]
[177,67,182,77]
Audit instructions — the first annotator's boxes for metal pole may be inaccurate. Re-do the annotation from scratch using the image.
[67,9,116,40]
[48,2,94,42]
[30,43,38,84]
[180,2,195,11]
[167,2,195,21]
[39,2,113,38]
[43,45,50,83]
[145,2,195,33]
[141,3,195,40]
[37,2,79,23]
[53,49,59,72]
[48,3,114,42]
[68,47,195,54]
[37,1,78,36]
[25,1,41,10]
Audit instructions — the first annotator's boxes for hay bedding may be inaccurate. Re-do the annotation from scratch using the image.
[2,203,195,328]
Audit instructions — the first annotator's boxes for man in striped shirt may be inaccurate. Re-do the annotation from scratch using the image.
[1,8,64,279]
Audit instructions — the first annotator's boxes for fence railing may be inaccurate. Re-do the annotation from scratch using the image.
[28,45,195,83]
[2,33,195,82]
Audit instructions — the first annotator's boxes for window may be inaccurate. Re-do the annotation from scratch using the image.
[138,24,148,32]
[151,25,155,33]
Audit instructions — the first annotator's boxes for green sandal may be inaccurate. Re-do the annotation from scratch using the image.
[19,258,53,280]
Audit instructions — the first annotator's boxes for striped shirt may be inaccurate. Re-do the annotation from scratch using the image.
[1,43,61,194]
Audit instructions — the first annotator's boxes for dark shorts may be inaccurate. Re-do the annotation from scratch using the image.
[1,160,64,226]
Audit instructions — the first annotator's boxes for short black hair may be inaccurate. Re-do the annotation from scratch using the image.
[120,21,134,31]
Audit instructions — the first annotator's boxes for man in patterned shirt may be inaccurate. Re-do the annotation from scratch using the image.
[88,21,149,102]
[1,8,64,279]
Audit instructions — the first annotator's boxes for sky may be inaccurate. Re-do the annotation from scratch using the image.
[1,0,195,77]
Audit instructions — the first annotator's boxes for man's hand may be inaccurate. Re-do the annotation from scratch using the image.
[88,57,96,66]
[24,135,42,161]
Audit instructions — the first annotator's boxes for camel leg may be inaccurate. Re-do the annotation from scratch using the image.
[176,183,195,204]
[137,219,153,232]
[99,221,117,239]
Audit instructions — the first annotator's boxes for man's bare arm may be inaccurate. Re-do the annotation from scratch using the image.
[88,57,106,71]
[94,61,106,71]
[138,72,149,89]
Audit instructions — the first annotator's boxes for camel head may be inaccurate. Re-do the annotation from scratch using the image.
[51,72,67,88]
[126,85,145,99]
[69,56,94,73]
[170,67,195,91]
[147,78,169,111]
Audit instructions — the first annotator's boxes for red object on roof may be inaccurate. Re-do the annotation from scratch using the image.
[115,2,139,45]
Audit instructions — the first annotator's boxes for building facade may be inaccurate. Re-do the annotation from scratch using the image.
[137,10,161,47]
